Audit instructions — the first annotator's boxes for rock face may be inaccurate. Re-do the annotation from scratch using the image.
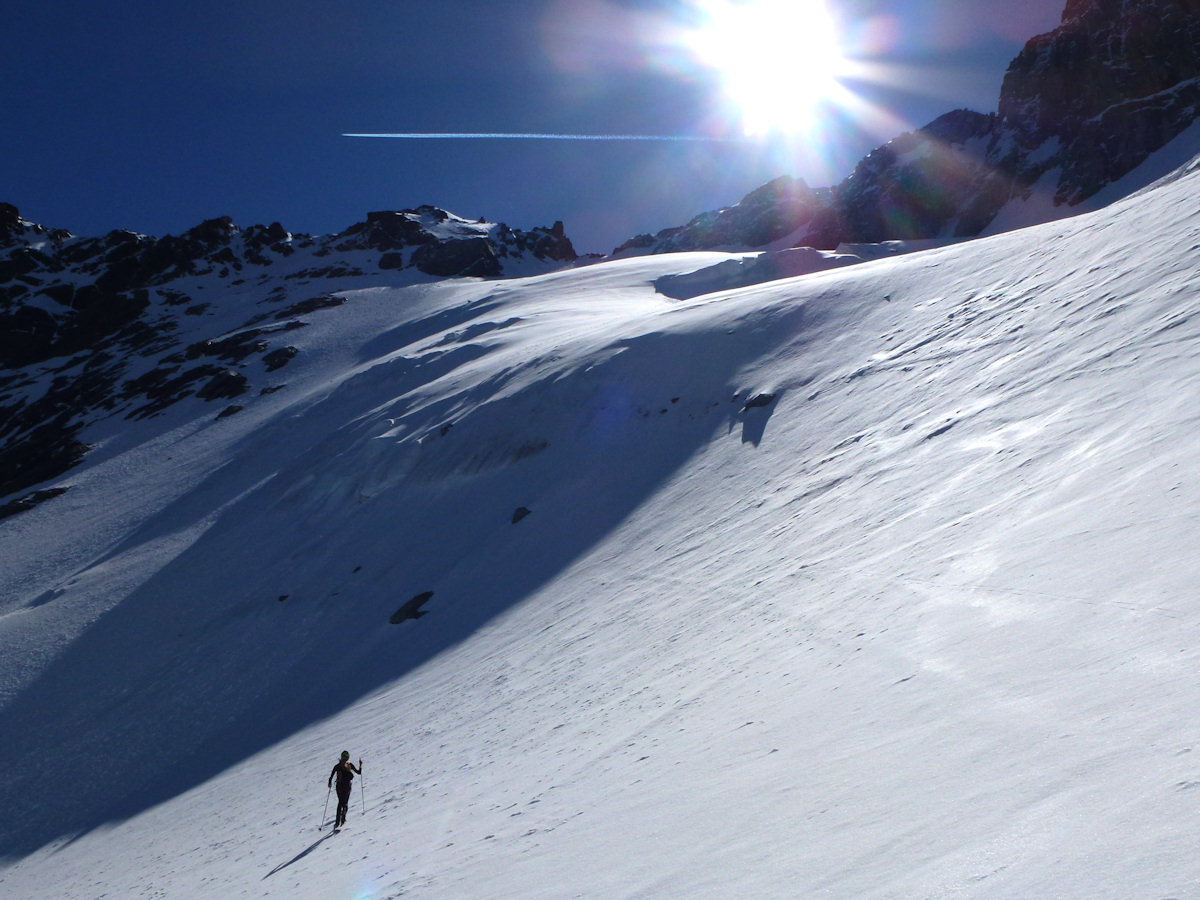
[335,207,576,277]
[614,176,832,255]
[617,0,1200,253]
[411,236,501,278]
[0,204,578,511]
[829,109,1008,243]
[997,0,1200,204]
[0,204,577,372]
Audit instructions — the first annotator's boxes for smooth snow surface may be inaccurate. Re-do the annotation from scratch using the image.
[5,161,1200,898]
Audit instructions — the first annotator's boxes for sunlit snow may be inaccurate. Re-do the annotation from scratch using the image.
[5,145,1200,897]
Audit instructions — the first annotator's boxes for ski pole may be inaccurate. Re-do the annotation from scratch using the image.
[360,758,366,814]
[321,784,331,830]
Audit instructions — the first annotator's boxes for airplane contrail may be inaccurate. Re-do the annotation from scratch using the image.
[343,132,746,142]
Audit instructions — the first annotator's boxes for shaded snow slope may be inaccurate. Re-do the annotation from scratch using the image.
[5,163,1200,897]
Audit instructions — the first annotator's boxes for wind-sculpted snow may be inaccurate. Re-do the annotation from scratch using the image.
[0,251,796,859]
[654,246,864,300]
[5,166,1200,896]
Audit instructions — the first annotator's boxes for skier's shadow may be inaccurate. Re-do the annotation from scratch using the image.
[264,828,335,879]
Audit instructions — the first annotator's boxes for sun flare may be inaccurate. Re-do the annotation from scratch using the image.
[687,0,848,136]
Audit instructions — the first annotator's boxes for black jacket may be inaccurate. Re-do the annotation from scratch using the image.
[329,760,361,792]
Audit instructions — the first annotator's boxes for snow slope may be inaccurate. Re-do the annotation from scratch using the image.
[5,152,1200,897]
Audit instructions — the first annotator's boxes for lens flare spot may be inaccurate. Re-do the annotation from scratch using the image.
[686,0,848,136]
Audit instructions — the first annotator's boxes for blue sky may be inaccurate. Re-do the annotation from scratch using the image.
[1,1,1063,254]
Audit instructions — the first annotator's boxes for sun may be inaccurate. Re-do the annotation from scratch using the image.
[686,0,848,136]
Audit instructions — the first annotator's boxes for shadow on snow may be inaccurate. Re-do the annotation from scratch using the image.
[0,301,809,859]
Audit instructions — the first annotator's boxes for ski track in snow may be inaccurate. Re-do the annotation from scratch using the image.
[5,163,1200,897]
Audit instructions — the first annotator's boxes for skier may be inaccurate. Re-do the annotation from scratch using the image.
[328,751,362,829]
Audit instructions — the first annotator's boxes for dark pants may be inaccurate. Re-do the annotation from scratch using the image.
[335,783,352,825]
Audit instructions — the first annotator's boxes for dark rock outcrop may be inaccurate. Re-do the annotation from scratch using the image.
[196,369,250,401]
[0,419,90,501]
[338,210,437,253]
[411,236,501,277]
[614,176,831,255]
[262,347,299,371]
[0,487,70,522]
[0,203,22,244]
[828,110,1007,243]
[525,220,575,261]
[339,206,576,276]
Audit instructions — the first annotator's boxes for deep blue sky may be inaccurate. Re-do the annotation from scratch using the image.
[1,1,1064,254]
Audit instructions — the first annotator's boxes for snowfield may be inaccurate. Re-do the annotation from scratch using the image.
[5,154,1200,898]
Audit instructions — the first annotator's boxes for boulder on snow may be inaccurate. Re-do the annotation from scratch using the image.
[262,346,299,371]
[196,369,250,401]
[742,393,776,410]
[390,591,434,624]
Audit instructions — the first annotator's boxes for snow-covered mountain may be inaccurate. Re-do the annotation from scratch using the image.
[5,116,1200,897]
[0,203,575,514]
[616,0,1200,255]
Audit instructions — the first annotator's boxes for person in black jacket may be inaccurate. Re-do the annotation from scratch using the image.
[328,751,362,828]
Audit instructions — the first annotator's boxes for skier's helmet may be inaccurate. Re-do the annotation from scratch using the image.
[341,751,350,759]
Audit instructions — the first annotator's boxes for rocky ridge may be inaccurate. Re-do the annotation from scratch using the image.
[0,203,576,513]
[615,0,1200,254]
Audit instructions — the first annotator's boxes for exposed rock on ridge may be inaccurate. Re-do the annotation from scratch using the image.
[616,0,1200,254]
[615,176,834,255]
[0,204,577,510]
